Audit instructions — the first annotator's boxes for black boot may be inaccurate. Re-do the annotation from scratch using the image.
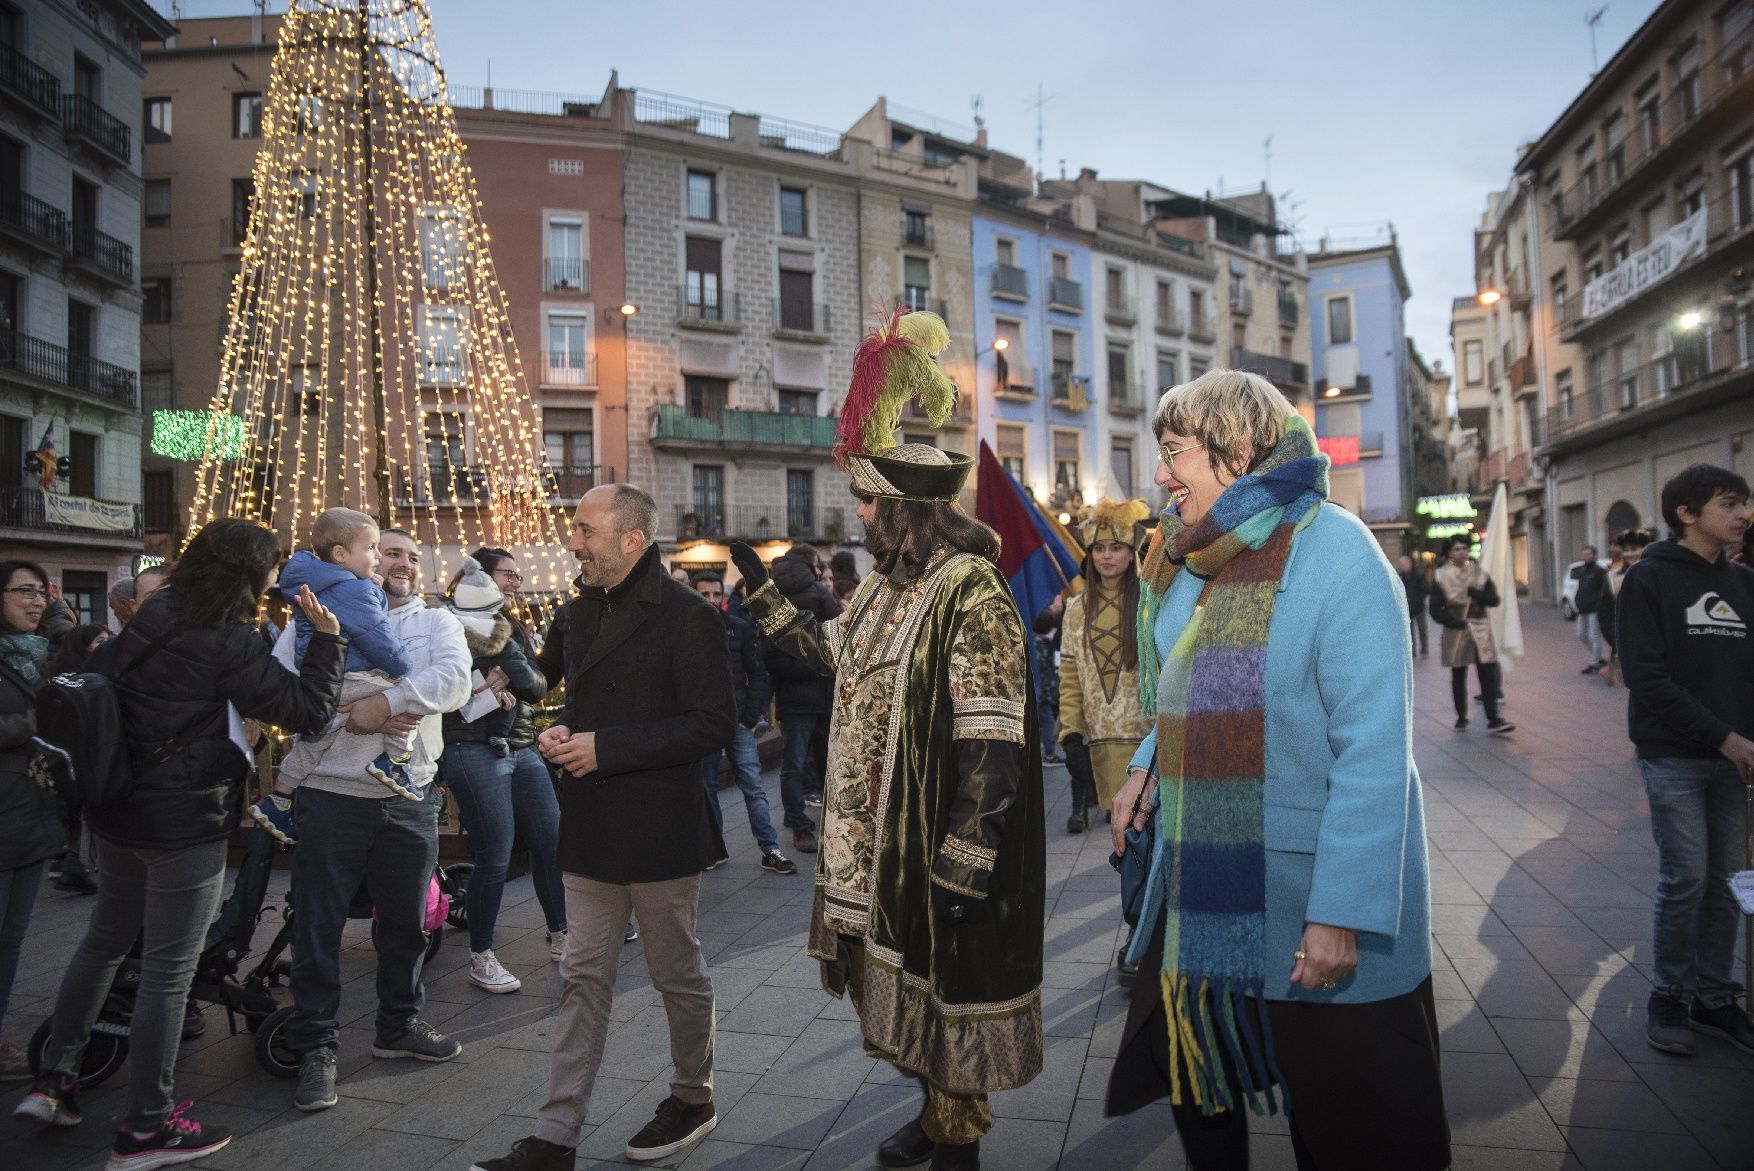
[930,1138,980,1170]
[877,1080,933,1167]
[1065,786,1087,835]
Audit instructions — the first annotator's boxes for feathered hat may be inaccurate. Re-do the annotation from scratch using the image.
[1076,498,1153,550]
[835,308,973,501]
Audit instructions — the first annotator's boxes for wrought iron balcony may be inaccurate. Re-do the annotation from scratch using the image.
[677,287,741,328]
[773,300,832,336]
[394,465,490,506]
[0,189,69,256]
[1104,290,1135,325]
[1153,303,1183,336]
[1277,291,1299,327]
[545,465,607,503]
[68,223,134,285]
[903,218,934,249]
[991,264,1029,300]
[1543,323,1754,450]
[1048,277,1083,312]
[897,292,948,324]
[0,487,141,539]
[0,327,136,407]
[545,256,589,294]
[652,404,837,449]
[1186,308,1216,342]
[539,351,597,388]
[0,44,60,121]
[61,94,131,167]
[674,502,850,543]
[1230,347,1308,388]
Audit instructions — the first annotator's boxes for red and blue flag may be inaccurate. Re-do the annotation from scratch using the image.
[975,440,1083,628]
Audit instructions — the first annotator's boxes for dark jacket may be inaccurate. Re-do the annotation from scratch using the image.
[1616,540,1754,761]
[441,615,548,745]
[764,551,840,719]
[723,610,773,728]
[1571,559,1608,616]
[555,545,736,881]
[0,656,64,870]
[1398,569,1429,618]
[85,586,347,850]
[503,612,549,751]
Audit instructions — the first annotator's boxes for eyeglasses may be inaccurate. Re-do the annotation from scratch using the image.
[492,569,523,584]
[3,585,49,600]
[1158,442,1204,472]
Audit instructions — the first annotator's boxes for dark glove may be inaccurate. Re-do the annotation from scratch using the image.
[1466,586,1488,602]
[1061,732,1085,748]
[932,883,987,926]
[1062,737,1094,789]
[729,541,768,591]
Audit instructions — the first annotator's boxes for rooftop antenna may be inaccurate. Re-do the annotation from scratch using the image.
[1029,82,1055,187]
[970,94,985,132]
[1586,5,1608,74]
[1263,135,1273,190]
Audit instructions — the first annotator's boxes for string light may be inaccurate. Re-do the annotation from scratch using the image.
[188,0,574,617]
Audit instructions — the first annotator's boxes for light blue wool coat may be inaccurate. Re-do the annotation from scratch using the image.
[1127,503,1433,1005]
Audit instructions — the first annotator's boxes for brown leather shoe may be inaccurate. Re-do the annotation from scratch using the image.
[793,828,818,853]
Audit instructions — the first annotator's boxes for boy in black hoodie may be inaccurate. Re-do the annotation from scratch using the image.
[1615,464,1754,1057]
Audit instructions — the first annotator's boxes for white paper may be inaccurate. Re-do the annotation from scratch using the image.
[226,702,253,762]
[459,670,501,723]
[1731,871,1754,917]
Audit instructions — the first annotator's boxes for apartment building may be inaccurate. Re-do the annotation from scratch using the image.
[1449,294,1491,498]
[0,0,173,620]
[1407,338,1452,506]
[1521,0,1754,580]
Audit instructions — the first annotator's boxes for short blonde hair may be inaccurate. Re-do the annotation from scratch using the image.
[310,507,377,561]
[1152,369,1295,476]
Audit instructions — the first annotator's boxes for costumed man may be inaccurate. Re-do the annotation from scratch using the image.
[729,309,1044,1171]
[1429,536,1515,735]
[1057,500,1153,835]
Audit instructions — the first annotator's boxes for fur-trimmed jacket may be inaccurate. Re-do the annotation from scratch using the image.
[440,614,548,745]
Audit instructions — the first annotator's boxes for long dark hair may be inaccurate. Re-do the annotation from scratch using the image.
[1082,553,1140,672]
[172,518,284,626]
[863,497,1000,580]
[52,623,110,673]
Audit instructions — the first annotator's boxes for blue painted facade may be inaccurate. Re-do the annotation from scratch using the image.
[1308,247,1413,529]
[970,213,1097,506]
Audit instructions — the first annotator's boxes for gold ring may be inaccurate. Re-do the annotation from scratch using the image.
[1320,980,1336,989]
[1293,950,1306,961]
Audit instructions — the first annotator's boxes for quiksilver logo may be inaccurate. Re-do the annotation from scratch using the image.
[1684,591,1746,633]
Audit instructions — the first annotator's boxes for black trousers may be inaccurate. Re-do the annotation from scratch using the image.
[1107,913,1451,1171]
[1450,661,1502,721]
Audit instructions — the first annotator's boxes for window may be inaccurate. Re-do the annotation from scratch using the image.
[994,318,1026,388]
[1608,223,1631,266]
[141,367,173,412]
[66,298,93,358]
[1731,149,1754,231]
[61,571,104,625]
[546,313,589,384]
[1106,267,1126,302]
[1156,279,1174,326]
[144,178,170,227]
[70,430,97,498]
[1576,138,1597,203]
[1678,183,1705,219]
[1603,112,1626,183]
[420,206,463,290]
[778,251,815,331]
[424,410,468,499]
[1644,196,1670,240]
[142,276,172,323]
[294,95,322,135]
[904,209,931,248]
[1551,271,1570,324]
[1050,330,1075,398]
[691,465,725,528]
[546,217,584,291]
[1463,339,1484,385]
[1675,40,1701,121]
[686,169,716,221]
[902,256,930,310]
[778,388,818,415]
[0,413,21,490]
[685,375,728,422]
[233,92,262,139]
[1156,350,1179,388]
[1111,440,1135,495]
[143,469,176,532]
[1052,430,1081,501]
[231,178,253,244]
[418,306,466,385]
[996,423,1027,482]
[144,97,171,143]
[290,169,317,219]
[1583,249,1603,282]
[995,238,1015,266]
[1188,288,1207,332]
[786,469,814,536]
[684,236,723,320]
[1326,295,1353,345]
[922,140,959,167]
[1051,253,1071,282]
[1636,79,1663,153]
[1726,0,1754,78]
[544,409,594,498]
[1107,344,1130,403]
[1188,355,1210,378]
[1555,368,1574,422]
[779,186,808,237]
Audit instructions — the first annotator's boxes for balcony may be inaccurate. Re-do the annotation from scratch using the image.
[545,465,608,503]
[1048,277,1083,313]
[544,256,589,294]
[903,392,973,426]
[1108,378,1147,416]
[0,328,136,407]
[1541,321,1754,454]
[773,300,832,338]
[394,465,489,506]
[539,351,597,389]
[0,189,69,256]
[0,44,61,121]
[1049,370,1088,410]
[1104,290,1136,326]
[674,502,850,544]
[1230,347,1308,389]
[1229,285,1254,314]
[61,94,131,167]
[1278,290,1299,328]
[0,487,141,540]
[897,292,948,324]
[677,287,741,331]
[994,357,1035,396]
[903,218,934,249]
[651,404,837,450]
[1186,309,1216,343]
[991,264,1029,301]
[1153,303,1183,336]
[68,223,134,286]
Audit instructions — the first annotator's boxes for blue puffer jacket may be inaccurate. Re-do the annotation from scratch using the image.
[278,550,411,677]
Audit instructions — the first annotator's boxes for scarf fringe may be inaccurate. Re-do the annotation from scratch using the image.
[1161,972,1285,1117]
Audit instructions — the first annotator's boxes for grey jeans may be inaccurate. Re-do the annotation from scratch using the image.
[44,838,228,1132]
[534,872,714,1147]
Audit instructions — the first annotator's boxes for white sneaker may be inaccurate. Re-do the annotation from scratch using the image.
[468,950,521,994]
[547,930,566,963]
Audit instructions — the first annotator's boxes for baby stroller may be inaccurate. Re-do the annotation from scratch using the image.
[28,821,473,1086]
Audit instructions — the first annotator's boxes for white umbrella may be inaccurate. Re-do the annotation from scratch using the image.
[1479,483,1523,669]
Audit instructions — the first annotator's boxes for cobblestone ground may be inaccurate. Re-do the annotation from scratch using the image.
[3,606,1752,1170]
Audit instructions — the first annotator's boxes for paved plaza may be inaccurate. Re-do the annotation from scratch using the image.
[3,606,1752,1170]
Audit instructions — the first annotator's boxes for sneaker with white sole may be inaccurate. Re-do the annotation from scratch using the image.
[547,931,566,963]
[248,794,298,846]
[625,1094,716,1162]
[1688,1000,1754,1054]
[469,950,521,994]
[371,1019,461,1062]
[366,752,423,800]
[105,1100,230,1170]
[13,1071,81,1126]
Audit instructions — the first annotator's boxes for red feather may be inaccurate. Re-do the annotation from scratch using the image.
[833,308,912,466]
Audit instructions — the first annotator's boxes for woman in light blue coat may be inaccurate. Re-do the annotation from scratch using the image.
[1103,371,1448,1171]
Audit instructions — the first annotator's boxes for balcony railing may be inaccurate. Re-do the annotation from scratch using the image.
[903,218,934,249]
[1543,320,1754,447]
[394,465,490,506]
[677,287,741,327]
[1048,277,1083,312]
[0,44,61,120]
[994,357,1035,393]
[992,264,1029,300]
[1108,378,1147,413]
[1186,308,1215,341]
[0,487,141,539]
[0,189,69,254]
[1229,285,1254,314]
[1278,291,1299,327]
[1104,290,1135,325]
[68,223,134,284]
[1049,370,1087,407]
[774,300,832,335]
[674,502,850,543]
[1154,303,1183,335]
[61,94,131,166]
[903,393,973,424]
[0,328,137,406]
[544,256,589,294]
[652,404,837,448]
[540,351,597,388]
[897,292,948,324]
[545,465,607,502]
[1230,347,1308,387]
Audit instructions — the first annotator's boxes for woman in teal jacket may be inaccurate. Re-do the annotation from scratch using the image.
[1103,371,1448,1171]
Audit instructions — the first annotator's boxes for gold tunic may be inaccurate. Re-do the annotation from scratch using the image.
[1057,585,1149,806]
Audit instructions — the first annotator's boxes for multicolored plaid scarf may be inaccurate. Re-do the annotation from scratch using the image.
[1135,416,1328,1115]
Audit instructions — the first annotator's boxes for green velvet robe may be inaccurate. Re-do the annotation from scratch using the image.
[748,546,1045,1094]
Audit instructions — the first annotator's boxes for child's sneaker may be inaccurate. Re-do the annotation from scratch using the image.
[14,1070,82,1126]
[366,752,423,800]
[106,1100,231,1169]
[248,794,298,846]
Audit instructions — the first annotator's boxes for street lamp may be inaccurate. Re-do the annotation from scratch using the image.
[1677,310,1704,330]
[1477,289,1503,307]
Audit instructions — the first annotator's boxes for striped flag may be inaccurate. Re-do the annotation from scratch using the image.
[975,440,1084,628]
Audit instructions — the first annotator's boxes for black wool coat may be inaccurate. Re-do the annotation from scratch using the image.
[555,545,736,882]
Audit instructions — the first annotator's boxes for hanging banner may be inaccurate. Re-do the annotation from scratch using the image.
[43,492,136,532]
[1581,207,1707,320]
[1317,436,1359,466]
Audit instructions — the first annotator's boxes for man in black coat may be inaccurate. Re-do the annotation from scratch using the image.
[1396,554,1430,657]
[483,485,735,1171]
[764,545,840,853]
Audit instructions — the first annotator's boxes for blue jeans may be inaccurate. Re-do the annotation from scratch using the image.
[441,742,567,952]
[778,715,821,832]
[0,861,45,1033]
[1639,757,1749,1008]
[700,726,778,854]
[287,784,440,1054]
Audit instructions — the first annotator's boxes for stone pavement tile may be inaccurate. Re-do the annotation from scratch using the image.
[1568,905,1652,940]
[712,1029,792,1076]
[332,1041,469,1106]
[1041,982,1103,1039]
[991,1034,1086,1123]
[1626,1059,1754,1167]
[1040,959,1110,991]
[308,1125,460,1171]
[374,1044,551,1140]
[716,985,822,1038]
[601,1006,711,1083]
[1432,969,1473,1000]
[677,1138,811,1170]
[1436,998,1507,1054]
[761,949,823,990]
[1051,885,1126,920]
[1558,1126,1722,1171]
[1437,932,1536,965]
[1449,1148,1584,1170]
[1531,1075,1687,1134]
[707,962,781,1015]
[1440,1051,1568,1151]
[1057,1098,1188,1169]
[975,1116,1071,1171]
[1042,915,1123,966]
[1076,1056,1113,1100]
[428,991,561,1054]
[200,1096,397,1171]
[1488,894,1588,929]
[1505,926,1624,976]
[748,1017,874,1101]
[802,1080,916,1170]
[711,1091,845,1149]
[1496,1014,1641,1083]
[1431,902,1515,936]
[1453,959,1581,1020]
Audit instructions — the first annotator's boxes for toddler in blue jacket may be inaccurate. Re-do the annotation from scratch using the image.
[248,507,416,844]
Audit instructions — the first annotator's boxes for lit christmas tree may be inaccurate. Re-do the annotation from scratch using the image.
[189,0,572,597]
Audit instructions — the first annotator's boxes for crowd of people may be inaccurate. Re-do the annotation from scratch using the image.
[1,316,1750,1169]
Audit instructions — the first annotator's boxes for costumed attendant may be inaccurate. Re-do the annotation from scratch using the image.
[1103,371,1448,1171]
[1056,500,1152,835]
[730,309,1044,1171]
[1429,536,1514,734]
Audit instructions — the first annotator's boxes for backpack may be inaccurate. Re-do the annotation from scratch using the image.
[31,624,183,808]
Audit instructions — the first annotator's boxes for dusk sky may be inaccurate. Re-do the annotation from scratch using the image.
[156,0,1664,375]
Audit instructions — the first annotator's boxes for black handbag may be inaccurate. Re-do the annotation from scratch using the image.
[1109,787,1157,927]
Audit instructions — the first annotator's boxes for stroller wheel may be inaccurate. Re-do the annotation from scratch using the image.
[441,863,473,930]
[254,1006,302,1078]
[29,1018,128,1090]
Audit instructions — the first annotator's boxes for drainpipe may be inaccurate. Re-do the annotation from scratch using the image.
[1520,172,1559,604]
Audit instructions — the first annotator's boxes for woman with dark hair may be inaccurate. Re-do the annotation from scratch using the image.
[828,549,859,603]
[0,559,63,1080]
[50,623,110,674]
[16,518,347,1169]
